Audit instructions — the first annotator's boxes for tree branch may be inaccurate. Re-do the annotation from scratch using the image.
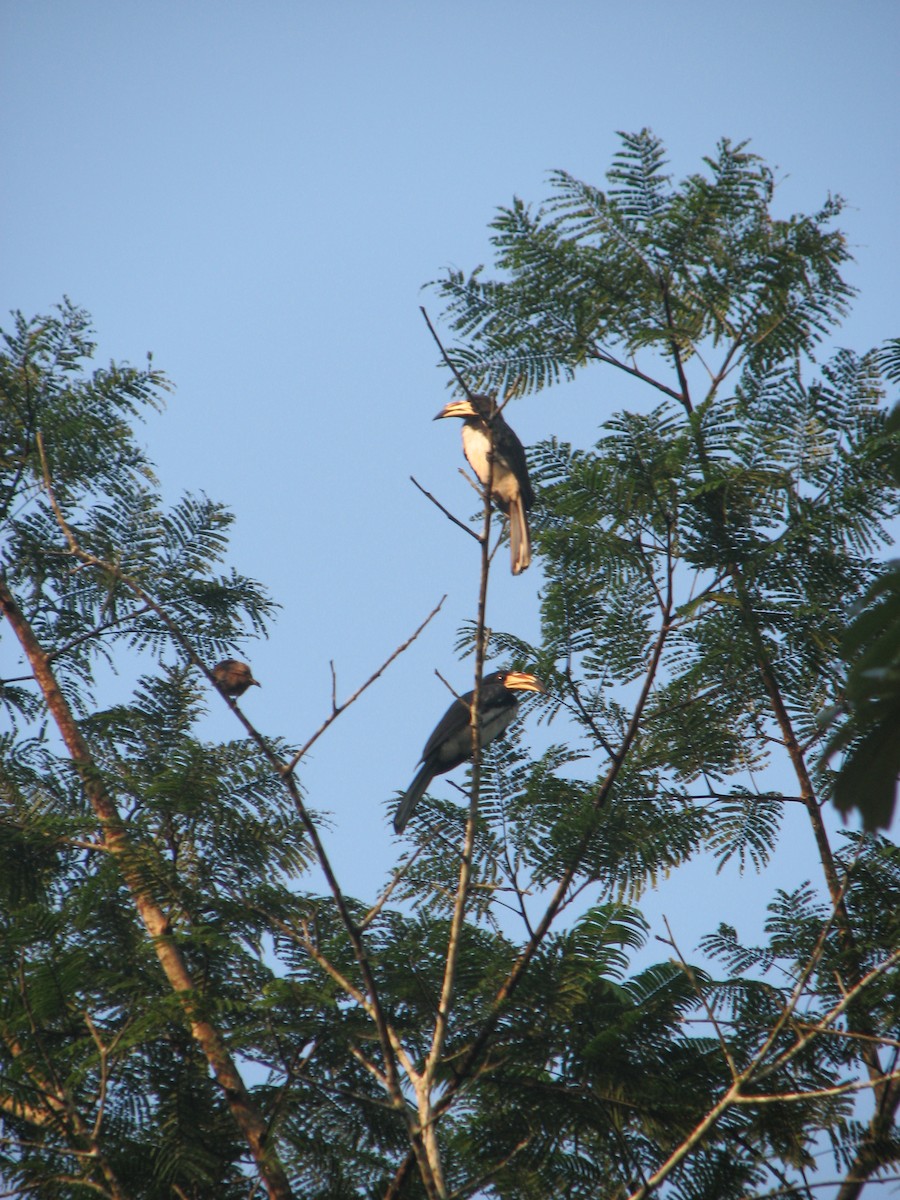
[416,379,498,1199]
[410,474,484,542]
[420,306,476,401]
[283,595,446,773]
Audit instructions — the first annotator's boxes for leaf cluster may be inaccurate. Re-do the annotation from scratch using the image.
[1,303,277,721]
[4,131,900,1199]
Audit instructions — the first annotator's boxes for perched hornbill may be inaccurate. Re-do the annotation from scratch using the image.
[393,669,545,834]
[435,393,535,575]
[212,659,261,697]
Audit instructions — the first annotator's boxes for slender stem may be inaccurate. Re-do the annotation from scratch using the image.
[283,596,446,773]
[626,1081,744,1200]
[660,275,692,411]
[418,395,497,1197]
[410,475,483,542]
[420,306,476,401]
[360,847,424,931]
[586,343,683,403]
[737,1073,900,1105]
[382,1153,415,1200]
[661,918,737,1079]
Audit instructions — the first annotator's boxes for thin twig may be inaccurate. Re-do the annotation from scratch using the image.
[283,595,446,774]
[257,909,422,1087]
[756,1176,900,1200]
[736,1072,900,1105]
[445,1136,532,1200]
[382,1152,415,1200]
[661,917,737,1079]
[360,847,424,931]
[420,307,475,400]
[434,668,463,702]
[586,344,683,403]
[349,1044,389,1089]
[83,1013,109,1143]
[410,475,483,542]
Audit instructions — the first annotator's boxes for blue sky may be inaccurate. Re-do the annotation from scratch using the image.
[2,1,899,957]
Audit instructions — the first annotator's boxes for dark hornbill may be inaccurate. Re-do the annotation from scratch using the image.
[212,659,261,697]
[393,669,546,834]
[435,394,535,575]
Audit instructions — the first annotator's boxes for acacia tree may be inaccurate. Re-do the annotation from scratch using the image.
[1,132,899,1200]
[423,130,900,1198]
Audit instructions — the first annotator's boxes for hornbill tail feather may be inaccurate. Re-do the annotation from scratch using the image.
[394,764,435,834]
[509,495,531,575]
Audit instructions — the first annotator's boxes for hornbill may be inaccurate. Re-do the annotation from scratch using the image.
[212,659,261,697]
[435,393,535,575]
[393,669,545,834]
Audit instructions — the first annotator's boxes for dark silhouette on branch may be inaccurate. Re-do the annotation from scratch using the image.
[393,669,545,833]
[212,658,261,696]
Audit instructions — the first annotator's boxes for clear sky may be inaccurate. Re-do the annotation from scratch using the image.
[2,1,898,957]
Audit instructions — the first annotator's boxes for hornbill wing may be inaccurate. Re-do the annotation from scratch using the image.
[419,676,517,766]
[393,672,543,833]
[394,692,514,834]
[492,417,534,510]
[393,692,472,834]
[419,690,475,766]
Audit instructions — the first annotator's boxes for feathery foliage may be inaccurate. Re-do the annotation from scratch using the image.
[424,129,900,1198]
[2,134,899,1199]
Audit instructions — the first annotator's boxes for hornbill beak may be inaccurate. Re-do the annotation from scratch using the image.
[501,671,546,695]
[434,398,478,421]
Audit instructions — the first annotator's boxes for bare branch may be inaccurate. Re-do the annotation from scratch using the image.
[736,1072,900,1105]
[760,1176,900,1200]
[410,475,483,542]
[83,1014,109,1143]
[360,847,424,931]
[420,306,476,400]
[284,594,446,774]
[661,917,737,1079]
[586,343,683,403]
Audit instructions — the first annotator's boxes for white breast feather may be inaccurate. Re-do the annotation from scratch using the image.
[461,423,518,508]
[461,424,492,485]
